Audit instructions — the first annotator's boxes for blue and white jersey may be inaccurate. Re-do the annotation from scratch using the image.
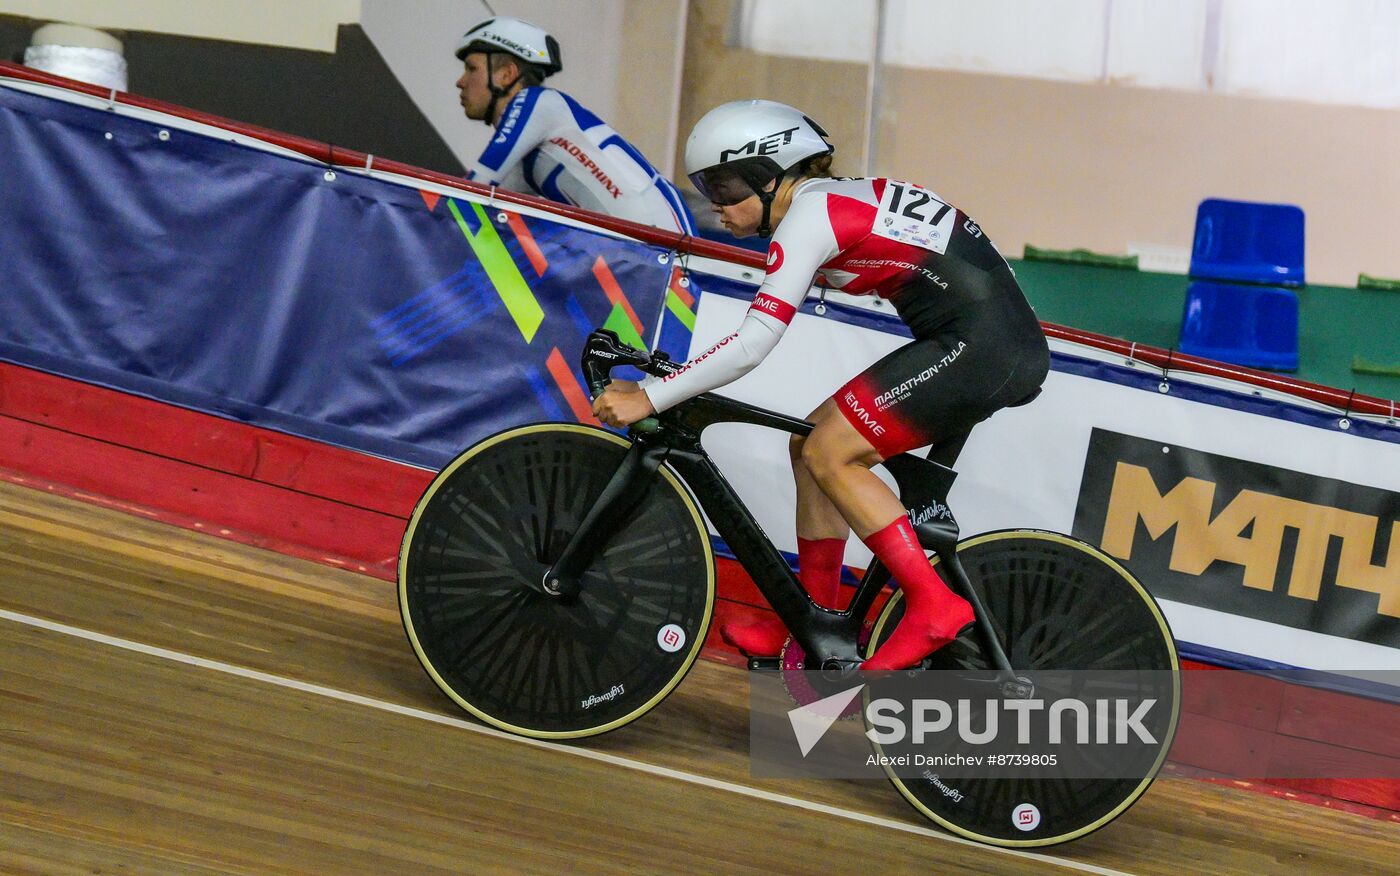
[468,87,696,235]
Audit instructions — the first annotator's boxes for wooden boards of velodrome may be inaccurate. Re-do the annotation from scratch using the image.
[0,479,1396,875]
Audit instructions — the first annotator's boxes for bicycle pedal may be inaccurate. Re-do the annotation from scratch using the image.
[746,657,782,672]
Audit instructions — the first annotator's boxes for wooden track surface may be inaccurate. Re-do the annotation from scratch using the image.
[0,480,1396,875]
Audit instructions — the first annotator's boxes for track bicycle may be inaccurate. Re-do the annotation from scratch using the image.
[399,329,1181,847]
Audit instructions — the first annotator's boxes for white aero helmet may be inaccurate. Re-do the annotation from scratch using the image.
[454,15,562,77]
[685,99,832,208]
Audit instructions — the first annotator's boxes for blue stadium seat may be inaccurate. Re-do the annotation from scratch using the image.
[1179,281,1299,371]
[1190,198,1305,286]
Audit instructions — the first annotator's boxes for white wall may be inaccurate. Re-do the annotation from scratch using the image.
[739,0,1400,110]
[0,0,359,51]
[881,68,1400,287]
[359,0,625,172]
[686,0,1400,286]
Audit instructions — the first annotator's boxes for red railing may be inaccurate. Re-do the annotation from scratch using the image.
[3,60,1395,420]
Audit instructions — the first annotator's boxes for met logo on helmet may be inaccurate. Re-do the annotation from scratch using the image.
[720,126,801,162]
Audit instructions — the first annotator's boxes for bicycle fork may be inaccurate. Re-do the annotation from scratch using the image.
[541,437,667,598]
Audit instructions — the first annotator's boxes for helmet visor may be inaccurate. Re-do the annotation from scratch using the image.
[688,157,783,206]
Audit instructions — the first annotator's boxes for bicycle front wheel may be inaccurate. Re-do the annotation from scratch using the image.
[399,423,715,738]
[867,530,1180,847]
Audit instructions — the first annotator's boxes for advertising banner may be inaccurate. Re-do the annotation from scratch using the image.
[0,82,690,469]
[1075,428,1398,651]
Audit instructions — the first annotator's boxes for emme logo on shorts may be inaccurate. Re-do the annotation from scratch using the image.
[842,391,886,437]
[1073,429,1399,647]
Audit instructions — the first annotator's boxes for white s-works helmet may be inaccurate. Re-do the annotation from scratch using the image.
[684,100,832,207]
[454,15,562,76]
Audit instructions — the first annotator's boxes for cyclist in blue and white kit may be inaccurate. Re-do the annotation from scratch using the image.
[454,16,696,234]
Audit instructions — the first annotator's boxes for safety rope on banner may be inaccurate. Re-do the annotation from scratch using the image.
[1158,347,1175,394]
[671,232,693,279]
[322,144,338,182]
[1339,388,1356,431]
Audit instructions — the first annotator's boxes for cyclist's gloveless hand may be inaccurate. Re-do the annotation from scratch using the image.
[593,381,656,427]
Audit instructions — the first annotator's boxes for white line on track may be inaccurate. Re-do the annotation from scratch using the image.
[0,607,1137,876]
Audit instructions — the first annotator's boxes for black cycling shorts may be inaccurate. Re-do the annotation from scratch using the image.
[835,319,1049,459]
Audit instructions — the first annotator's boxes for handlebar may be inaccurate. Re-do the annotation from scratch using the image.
[580,329,680,432]
[581,330,678,395]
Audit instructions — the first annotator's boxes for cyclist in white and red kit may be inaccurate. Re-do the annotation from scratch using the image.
[593,100,1049,670]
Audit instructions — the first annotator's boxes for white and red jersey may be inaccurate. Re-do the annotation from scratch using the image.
[640,176,1013,413]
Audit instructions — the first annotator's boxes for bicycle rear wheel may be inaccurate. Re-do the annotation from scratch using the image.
[399,423,714,738]
[867,530,1180,847]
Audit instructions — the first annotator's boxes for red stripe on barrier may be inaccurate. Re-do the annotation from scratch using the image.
[505,212,548,276]
[1164,767,1400,823]
[0,414,405,579]
[1041,321,1397,416]
[0,465,398,581]
[546,347,602,426]
[0,363,427,517]
[591,257,644,333]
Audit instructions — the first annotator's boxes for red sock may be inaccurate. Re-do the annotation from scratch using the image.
[721,613,789,657]
[798,537,846,609]
[860,516,974,670]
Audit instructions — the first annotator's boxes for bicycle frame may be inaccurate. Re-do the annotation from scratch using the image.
[547,331,1019,676]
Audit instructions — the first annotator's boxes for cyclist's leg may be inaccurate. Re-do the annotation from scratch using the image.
[819,325,1043,669]
[721,404,852,657]
[790,402,849,537]
[799,406,974,670]
[790,401,853,608]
